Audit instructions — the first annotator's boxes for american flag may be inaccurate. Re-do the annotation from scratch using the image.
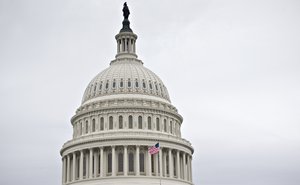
[148,143,160,155]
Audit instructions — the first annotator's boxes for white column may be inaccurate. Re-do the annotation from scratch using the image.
[136,145,140,175]
[187,155,191,181]
[85,152,89,178]
[163,151,167,177]
[67,155,70,182]
[62,157,66,184]
[124,38,127,52]
[100,147,104,177]
[79,150,83,180]
[120,39,123,52]
[168,149,173,178]
[159,148,163,177]
[89,149,93,178]
[147,148,152,176]
[183,153,186,181]
[112,146,116,176]
[121,38,125,53]
[72,153,76,181]
[117,40,120,53]
[176,150,180,179]
[94,150,98,177]
[124,146,128,176]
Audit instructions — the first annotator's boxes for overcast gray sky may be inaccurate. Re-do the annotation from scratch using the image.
[1,0,300,185]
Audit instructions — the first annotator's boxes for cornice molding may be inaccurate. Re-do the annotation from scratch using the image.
[71,102,183,124]
[60,132,193,155]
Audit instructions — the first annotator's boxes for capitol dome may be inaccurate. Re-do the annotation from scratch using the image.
[61,3,193,185]
[82,59,171,105]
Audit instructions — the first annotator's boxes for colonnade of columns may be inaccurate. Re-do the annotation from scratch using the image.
[62,145,192,184]
[117,36,136,54]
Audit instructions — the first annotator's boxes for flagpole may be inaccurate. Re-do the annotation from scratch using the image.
[158,141,161,185]
[150,141,162,185]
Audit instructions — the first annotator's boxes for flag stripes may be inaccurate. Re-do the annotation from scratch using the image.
[148,143,160,155]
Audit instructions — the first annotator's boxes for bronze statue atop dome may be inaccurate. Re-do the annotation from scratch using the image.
[123,2,130,20]
[120,2,132,32]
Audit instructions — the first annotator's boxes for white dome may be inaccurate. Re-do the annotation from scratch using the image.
[61,5,194,185]
[82,58,171,104]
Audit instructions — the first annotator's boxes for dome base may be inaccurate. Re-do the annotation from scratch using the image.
[65,176,193,185]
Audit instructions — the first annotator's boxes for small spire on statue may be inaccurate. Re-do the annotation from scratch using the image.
[120,2,132,32]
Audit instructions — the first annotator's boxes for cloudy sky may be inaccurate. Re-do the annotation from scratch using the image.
[1,0,300,185]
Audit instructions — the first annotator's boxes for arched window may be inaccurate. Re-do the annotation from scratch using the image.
[142,80,146,88]
[119,116,123,129]
[149,81,153,90]
[147,116,152,130]
[128,153,134,172]
[120,79,123,88]
[92,119,96,132]
[118,153,123,172]
[109,116,113,130]
[105,81,109,89]
[164,119,167,132]
[99,82,102,90]
[79,122,82,135]
[107,153,112,173]
[94,83,97,91]
[139,153,145,172]
[100,117,104,131]
[138,116,143,129]
[85,120,89,134]
[135,79,139,88]
[128,115,133,129]
[156,118,160,131]
[112,80,116,88]
[170,121,173,134]
[128,79,131,88]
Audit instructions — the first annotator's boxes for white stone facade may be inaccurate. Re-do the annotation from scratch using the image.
[60,6,194,185]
